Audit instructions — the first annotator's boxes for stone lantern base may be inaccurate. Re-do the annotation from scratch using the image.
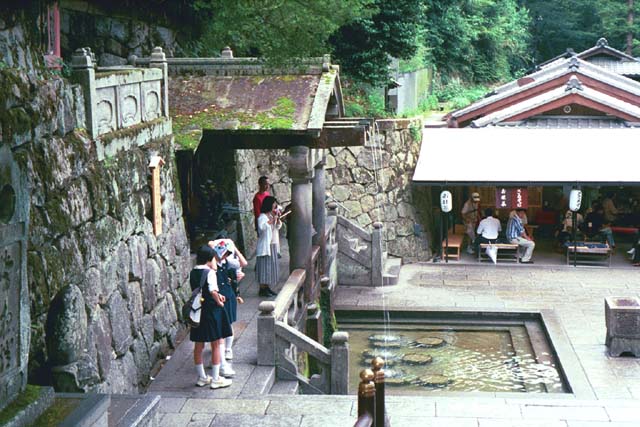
[605,297,640,357]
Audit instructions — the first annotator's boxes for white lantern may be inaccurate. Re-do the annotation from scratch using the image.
[569,189,582,212]
[440,190,452,213]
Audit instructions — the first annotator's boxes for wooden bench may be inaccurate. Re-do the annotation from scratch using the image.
[478,243,520,263]
[442,234,463,260]
[565,243,612,266]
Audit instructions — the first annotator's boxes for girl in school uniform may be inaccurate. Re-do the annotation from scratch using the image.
[190,245,233,389]
[210,239,244,377]
[209,237,248,362]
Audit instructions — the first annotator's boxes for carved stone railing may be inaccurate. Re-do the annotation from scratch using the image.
[128,49,331,76]
[257,269,349,394]
[336,214,384,286]
[71,47,170,141]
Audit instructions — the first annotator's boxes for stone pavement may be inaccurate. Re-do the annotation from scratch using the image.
[149,262,640,426]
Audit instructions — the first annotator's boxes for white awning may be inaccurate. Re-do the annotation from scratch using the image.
[412,128,640,186]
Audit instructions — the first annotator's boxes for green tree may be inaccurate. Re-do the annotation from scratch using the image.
[184,0,372,59]
[424,0,531,83]
[329,0,426,86]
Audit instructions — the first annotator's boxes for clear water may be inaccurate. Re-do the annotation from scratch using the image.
[344,323,566,395]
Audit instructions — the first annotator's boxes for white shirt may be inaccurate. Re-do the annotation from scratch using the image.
[477,216,501,239]
[194,265,218,292]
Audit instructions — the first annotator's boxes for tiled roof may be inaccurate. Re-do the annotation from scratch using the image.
[450,57,640,121]
[167,56,342,134]
[471,77,640,127]
[495,116,634,129]
[585,58,640,76]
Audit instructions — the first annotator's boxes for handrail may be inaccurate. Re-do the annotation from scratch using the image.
[273,269,306,321]
[274,320,331,364]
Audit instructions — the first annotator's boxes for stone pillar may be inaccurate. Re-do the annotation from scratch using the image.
[257,301,276,366]
[71,48,97,139]
[288,146,314,300]
[371,222,384,286]
[149,47,169,118]
[312,157,326,272]
[330,331,350,395]
[0,144,30,411]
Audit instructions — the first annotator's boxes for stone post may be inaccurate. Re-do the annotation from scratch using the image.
[289,146,314,301]
[605,297,640,357]
[149,47,169,118]
[257,301,276,366]
[371,222,384,287]
[312,157,326,272]
[306,303,323,376]
[327,202,338,218]
[0,144,30,411]
[306,303,322,344]
[330,331,349,394]
[71,47,97,139]
[320,277,335,348]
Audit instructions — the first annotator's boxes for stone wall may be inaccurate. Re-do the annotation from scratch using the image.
[220,119,431,263]
[325,119,430,262]
[60,1,179,66]
[1,13,190,396]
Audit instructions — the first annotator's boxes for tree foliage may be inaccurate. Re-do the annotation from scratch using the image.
[182,0,372,59]
[525,0,640,62]
[424,0,531,83]
[329,0,426,86]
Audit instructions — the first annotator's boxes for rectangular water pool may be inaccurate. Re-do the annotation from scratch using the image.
[337,309,590,397]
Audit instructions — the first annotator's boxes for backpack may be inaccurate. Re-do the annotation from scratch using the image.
[182,269,209,328]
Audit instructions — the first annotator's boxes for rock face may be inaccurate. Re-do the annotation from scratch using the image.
[60,4,179,65]
[326,119,431,261]
[1,15,190,394]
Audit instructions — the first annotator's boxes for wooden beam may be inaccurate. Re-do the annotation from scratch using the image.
[201,125,367,149]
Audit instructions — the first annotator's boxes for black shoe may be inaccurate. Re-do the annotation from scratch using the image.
[258,288,270,297]
[520,260,534,264]
[266,287,278,297]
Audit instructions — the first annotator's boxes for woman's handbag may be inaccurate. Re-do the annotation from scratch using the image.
[182,269,209,328]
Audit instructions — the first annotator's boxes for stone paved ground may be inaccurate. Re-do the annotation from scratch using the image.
[151,262,640,426]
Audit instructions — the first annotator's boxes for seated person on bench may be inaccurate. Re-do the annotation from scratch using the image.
[584,203,615,248]
[474,208,501,252]
[506,209,535,264]
[557,209,584,246]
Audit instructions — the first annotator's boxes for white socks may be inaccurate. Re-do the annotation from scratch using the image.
[196,363,206,379]
[220,341,231,369]
[225,335,233,350]
[211,364,220,381]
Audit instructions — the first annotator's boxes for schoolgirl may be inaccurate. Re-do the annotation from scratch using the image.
[190,245,232,389]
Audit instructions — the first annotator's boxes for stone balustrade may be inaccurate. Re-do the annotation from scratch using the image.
[257,268,349,395]
[71,46,170,140]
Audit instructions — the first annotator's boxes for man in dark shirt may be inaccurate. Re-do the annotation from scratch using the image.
[584,204,615,248]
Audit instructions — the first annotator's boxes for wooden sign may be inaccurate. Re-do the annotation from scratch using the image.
[149,156,165,236]
[495,187,528,209]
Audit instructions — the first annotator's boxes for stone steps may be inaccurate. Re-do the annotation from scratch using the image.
[268,379,299,395]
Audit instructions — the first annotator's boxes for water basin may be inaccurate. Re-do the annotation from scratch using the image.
[337,309,584,396]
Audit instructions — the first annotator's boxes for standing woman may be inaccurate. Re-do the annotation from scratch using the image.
[257,195,281,297]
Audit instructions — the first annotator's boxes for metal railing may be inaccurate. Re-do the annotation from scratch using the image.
[354,358,388,427]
